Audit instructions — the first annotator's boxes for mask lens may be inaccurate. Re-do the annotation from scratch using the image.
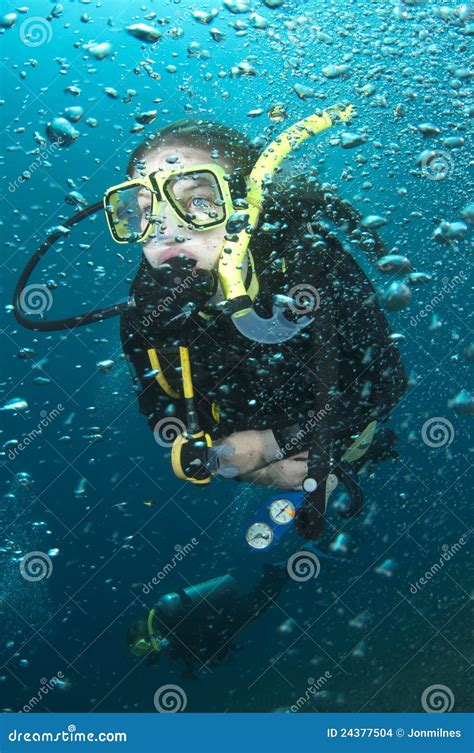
[163,170,225,228]
[105,184,153,242]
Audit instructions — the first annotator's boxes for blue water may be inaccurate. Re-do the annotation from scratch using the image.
[0,0,472,715]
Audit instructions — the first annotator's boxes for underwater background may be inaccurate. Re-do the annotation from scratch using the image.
[0,0,472,715]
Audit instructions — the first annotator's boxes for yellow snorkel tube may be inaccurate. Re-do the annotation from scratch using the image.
[130,609,169,658]
[218,103,354,343]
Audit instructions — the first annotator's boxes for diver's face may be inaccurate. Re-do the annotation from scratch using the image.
[133,144,233,273]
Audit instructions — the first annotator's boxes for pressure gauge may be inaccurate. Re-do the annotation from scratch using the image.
[269,499,296,525]
[245,522,273,550]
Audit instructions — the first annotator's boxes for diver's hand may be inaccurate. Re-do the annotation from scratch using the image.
[235,452,309,490]
[212,429,280,477]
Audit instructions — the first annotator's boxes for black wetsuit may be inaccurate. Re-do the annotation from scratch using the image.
[120,222,407,460]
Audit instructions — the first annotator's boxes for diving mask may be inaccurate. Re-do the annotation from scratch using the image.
[13,104,355,341]
[104,163,235,243]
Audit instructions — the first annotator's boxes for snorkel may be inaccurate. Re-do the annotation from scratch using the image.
[129,609,169,658]
[218,103,354,343]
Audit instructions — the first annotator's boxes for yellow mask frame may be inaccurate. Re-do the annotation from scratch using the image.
[103,163,235,243]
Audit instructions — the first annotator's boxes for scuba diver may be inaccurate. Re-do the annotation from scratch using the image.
[127,563,290,677]
[13,104,408,540]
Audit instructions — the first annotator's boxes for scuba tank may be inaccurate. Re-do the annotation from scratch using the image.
[154,575,237,630]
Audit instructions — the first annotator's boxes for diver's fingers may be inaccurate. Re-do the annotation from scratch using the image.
[211,441,236,460]
[233,455,308,489]
[214,430,262,470]
[234,460,286,487]
[261,457,308,490]
[216,465,241,478]
[206,442,236,472]
[285,451,309,461]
